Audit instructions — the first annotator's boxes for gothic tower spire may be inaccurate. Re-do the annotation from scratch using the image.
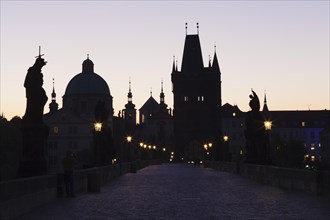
[160,80,165,104]
[262,91,269,113]
[172,56,176,73]
[212,45,220,73]
[124,78,136,125]
[49,78,59,113]
[128,78,132,103]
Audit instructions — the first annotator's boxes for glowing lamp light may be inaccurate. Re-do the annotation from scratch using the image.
[264,121,272,131]
[126,136,132,142]
[162,148,166,152]
[223,135,229,142]
[239,149,243,155]
[139,142,144,147]
[94,122,102,132]
[208,143,213,147]
[153,146,156,150]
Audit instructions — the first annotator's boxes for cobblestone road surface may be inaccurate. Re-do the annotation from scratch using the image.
[20,164,330,220]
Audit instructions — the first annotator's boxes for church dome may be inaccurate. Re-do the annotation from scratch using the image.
[65,57,111,96]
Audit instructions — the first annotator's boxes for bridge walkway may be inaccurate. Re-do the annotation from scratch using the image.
[19,164,330,219]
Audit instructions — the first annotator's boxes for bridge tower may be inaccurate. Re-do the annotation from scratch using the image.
[171,23,222,161]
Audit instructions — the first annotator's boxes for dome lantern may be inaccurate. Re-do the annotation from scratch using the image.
[82,54,94,73]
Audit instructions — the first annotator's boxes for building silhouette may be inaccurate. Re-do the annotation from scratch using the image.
[171,29,222,160]
[44,56,113,172]
[39,29,329,171]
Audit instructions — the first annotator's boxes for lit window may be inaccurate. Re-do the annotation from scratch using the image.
[311,143,315,150]
[311,155,315,162]
[184,96,189,101]
[53,126,59,134]
[141,114,145,123]
[233,112,236,117]
[302,121,305,127]
[201,96,204,101]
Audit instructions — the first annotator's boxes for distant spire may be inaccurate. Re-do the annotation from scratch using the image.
[172,56,176,73]
[185,22,188,35]
[51,78,56,100]
[212,48,220,73]
[161,80,164,93]
[49,78,58,113]
[208,54,211,68]
[262,90,269,113]
[150,87,152,97]
[197,22,199,35]
[127,78,133,102]
[160,80,167,109]
[175,60,178,71]
[129,78,131,93]
[87,53,89,59]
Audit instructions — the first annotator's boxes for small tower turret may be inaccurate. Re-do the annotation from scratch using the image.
[49,78,59,113]
[124,79,136,125]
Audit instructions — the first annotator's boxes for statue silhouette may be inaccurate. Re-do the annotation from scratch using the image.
[19,48,49,177]
[245,90,266,164]
[23,56,48,125]
[249,89,260,112]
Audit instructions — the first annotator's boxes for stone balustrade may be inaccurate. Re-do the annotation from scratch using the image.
[0,160,159,220]
[204,161,330,197]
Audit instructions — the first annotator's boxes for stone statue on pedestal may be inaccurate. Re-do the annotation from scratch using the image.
[19,47,49,177]
[244,90,267,164]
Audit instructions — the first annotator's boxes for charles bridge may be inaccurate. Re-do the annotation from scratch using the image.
[1,161,330,220]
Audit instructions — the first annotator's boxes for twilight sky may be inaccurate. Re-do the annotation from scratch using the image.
[0,1,329,120]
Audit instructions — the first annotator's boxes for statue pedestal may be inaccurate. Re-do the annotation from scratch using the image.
[19,124,49,177]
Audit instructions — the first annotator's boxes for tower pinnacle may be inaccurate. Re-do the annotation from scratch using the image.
[49,78,58,113]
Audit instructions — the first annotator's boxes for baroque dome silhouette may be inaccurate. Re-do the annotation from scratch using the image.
[65,57,111,96]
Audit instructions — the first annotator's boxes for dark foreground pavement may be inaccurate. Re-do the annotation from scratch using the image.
[19,164,330,220]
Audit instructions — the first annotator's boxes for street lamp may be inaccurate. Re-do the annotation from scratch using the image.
[223,135,229,142]
[94,122,102,132]
[264,120,272,164]
[126,136,132,143]
[264,121,272,131]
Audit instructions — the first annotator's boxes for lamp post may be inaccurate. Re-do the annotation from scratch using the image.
[93,122,103,166]
[94,122,102,132]
[223,135,229,161]
[264,120,272,164]
[126,135,133,162]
